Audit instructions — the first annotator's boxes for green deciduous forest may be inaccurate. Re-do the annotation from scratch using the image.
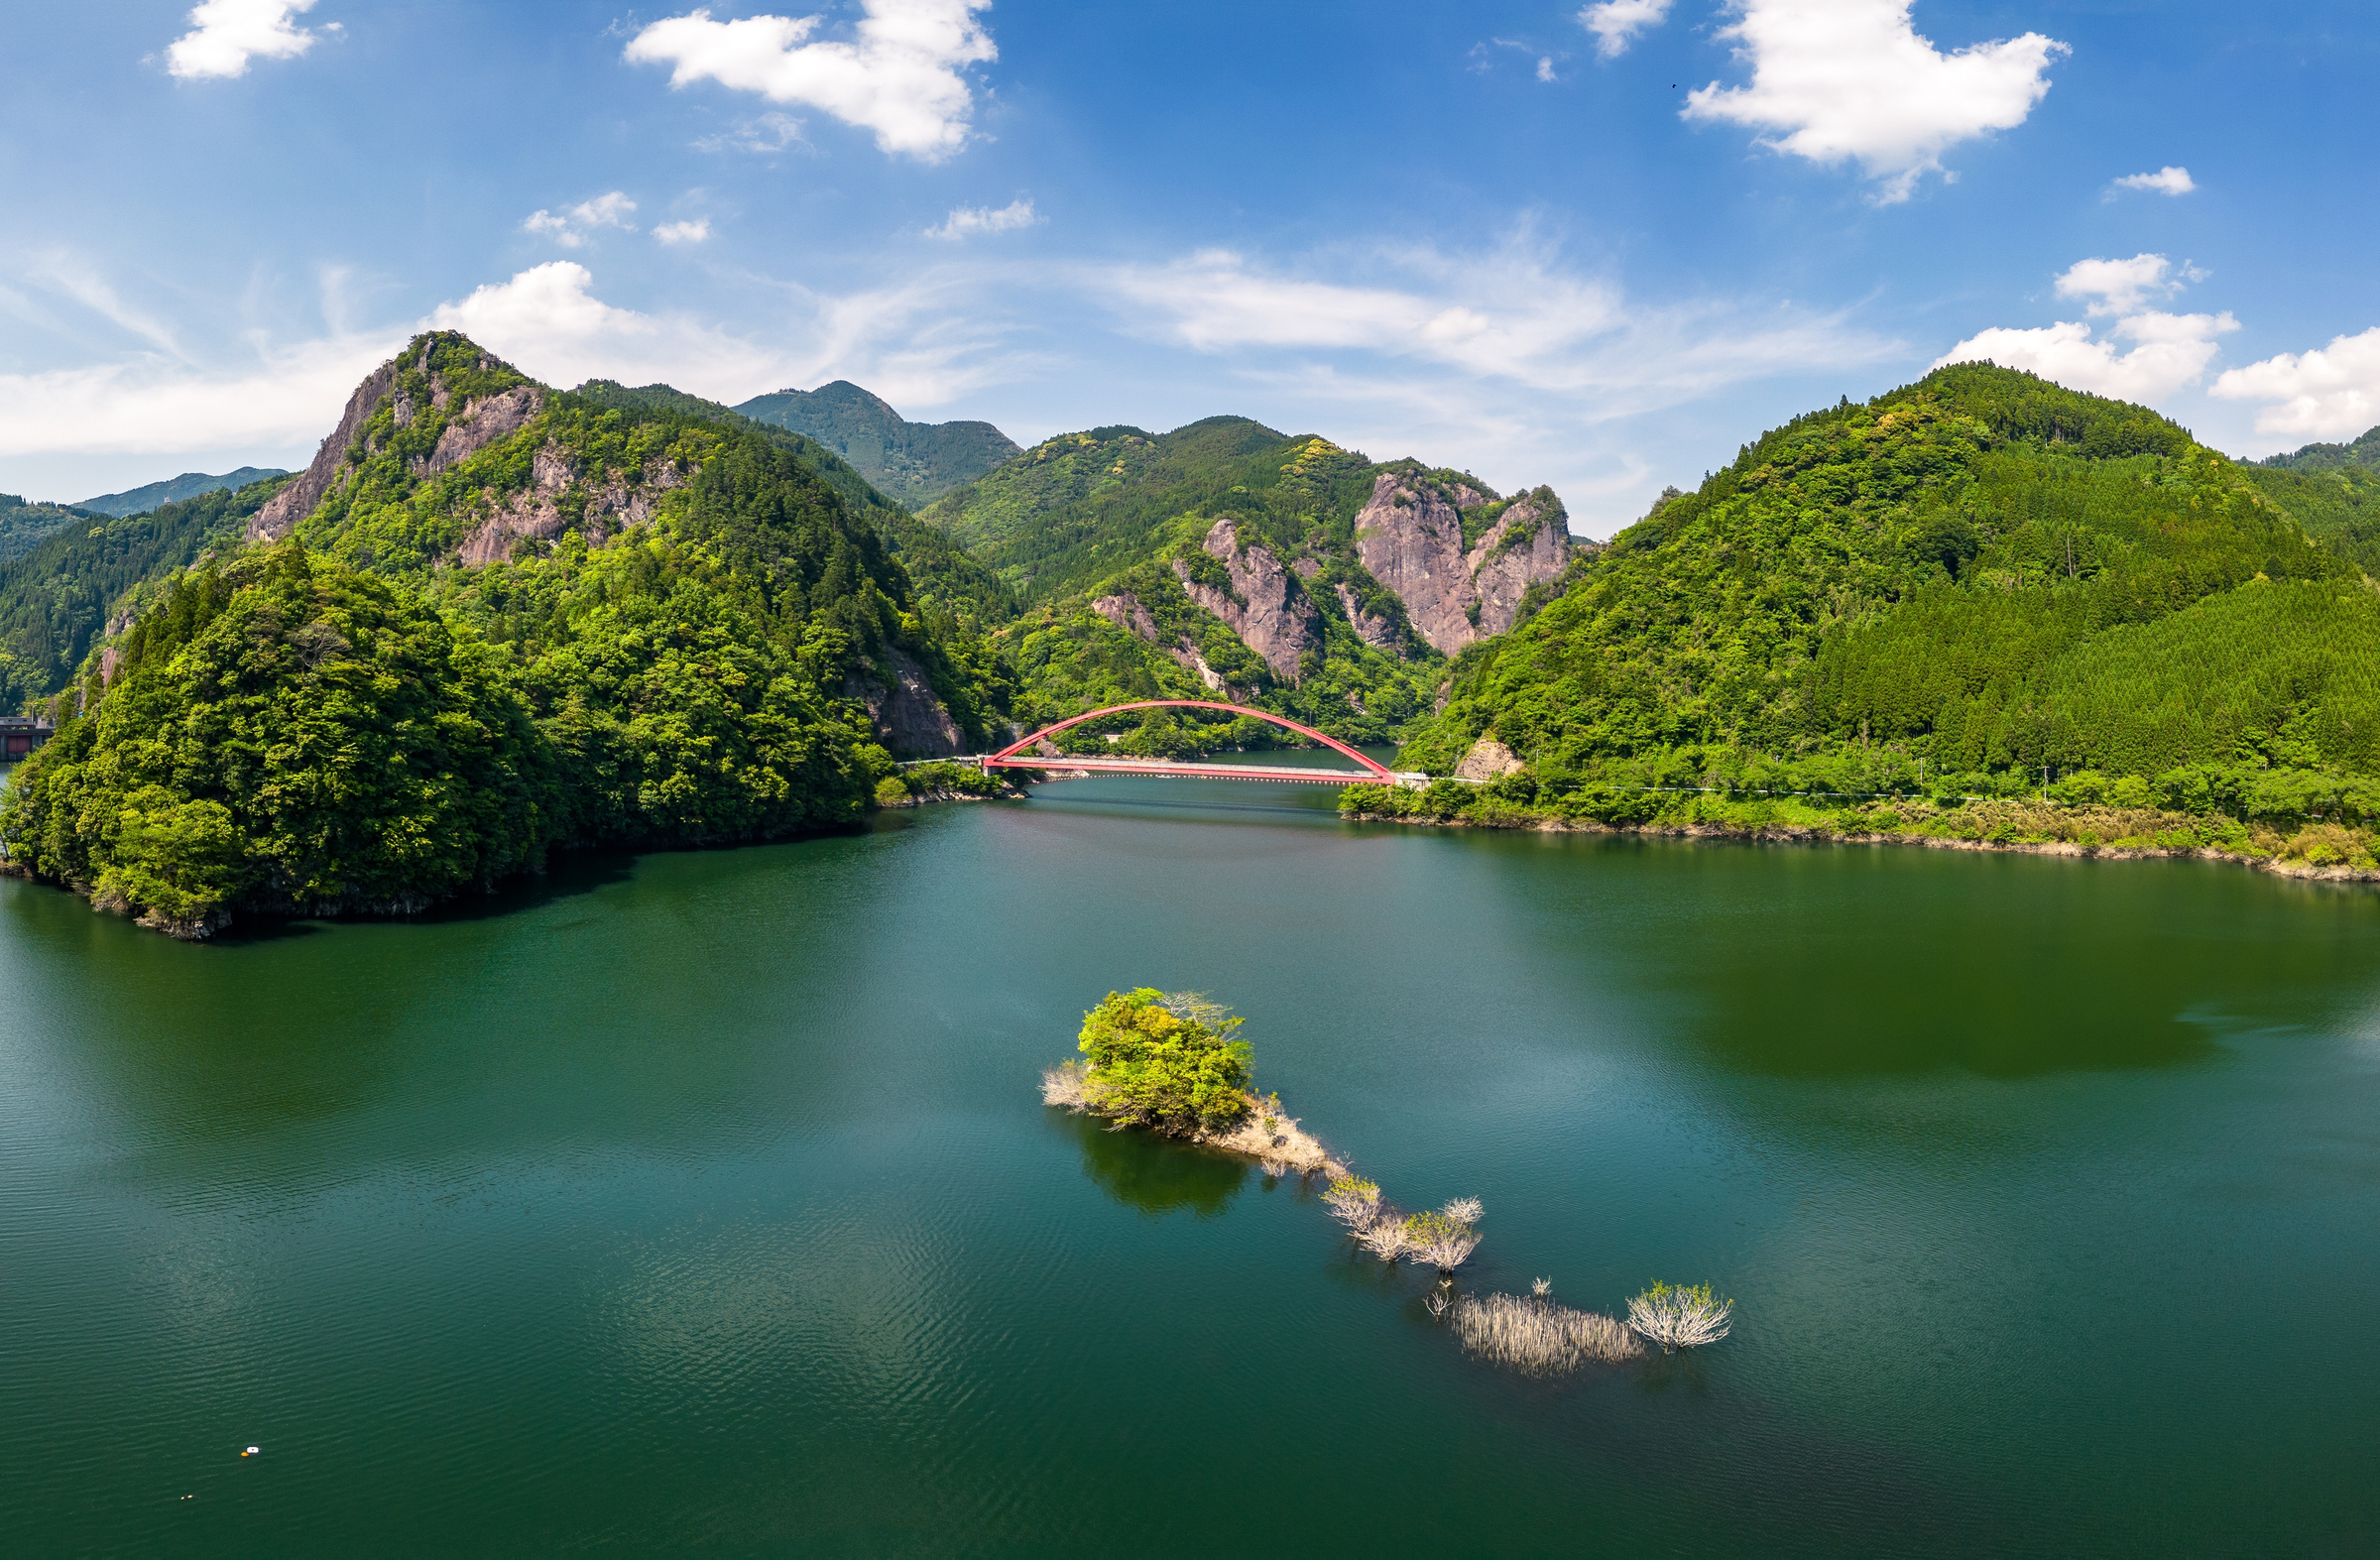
[0,334,1012,934]
[1383,368,2380,868]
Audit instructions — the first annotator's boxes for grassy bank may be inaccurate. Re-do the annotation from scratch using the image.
[1338,780,2380,880]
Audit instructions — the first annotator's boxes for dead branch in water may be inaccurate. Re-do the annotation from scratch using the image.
[1625,1282,1732,1353]
[1452,1289,1643,1375]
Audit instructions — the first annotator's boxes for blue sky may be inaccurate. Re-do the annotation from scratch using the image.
[3,1,2376,534]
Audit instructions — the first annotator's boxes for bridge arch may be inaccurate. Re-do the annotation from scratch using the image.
[987,699,1395,782]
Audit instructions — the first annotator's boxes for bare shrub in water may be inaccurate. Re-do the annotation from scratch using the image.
[1323,1175,1382,1229]
[1041,1059,1090,1109]
[1452,1290,1642,1376]
[1259,1156,1289,1177]
[1355,1211,1411,1261]
[1402,1202,1484,1272]
[1625,1281,1733,1353]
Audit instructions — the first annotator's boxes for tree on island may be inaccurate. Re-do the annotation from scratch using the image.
[1048,988,1253,1134]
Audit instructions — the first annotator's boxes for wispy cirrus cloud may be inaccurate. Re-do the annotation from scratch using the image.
[523,192,639,248]
[924,198,1040,241]
[625,1,995,162]
[1684,0,2068,203]
[1090,239,1898,407]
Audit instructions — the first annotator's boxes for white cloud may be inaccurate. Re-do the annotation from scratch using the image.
[0,333,399,458]
[625,1,996,162]
[1579,0,1673,60]
[2054,253,2192,317]
[924,198,1039,241]
[1933,310,2238,404]
[1537,57,1558,82]
[2211,328,2380,439]
[654,219,713,245]
[1683,0,2068,203]
[166,0,320,80]
[694,111,806,154]
[2110,166,2196,197]
[523,192,640,249]
[1092,239,1899,408]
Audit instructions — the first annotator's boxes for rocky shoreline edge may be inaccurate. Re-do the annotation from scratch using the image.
[1340,809,2380,886]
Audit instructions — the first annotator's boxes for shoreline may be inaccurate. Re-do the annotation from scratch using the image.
[1341,808,2380,885]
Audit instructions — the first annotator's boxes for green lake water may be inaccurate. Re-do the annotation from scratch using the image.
[6,763,2379,1555]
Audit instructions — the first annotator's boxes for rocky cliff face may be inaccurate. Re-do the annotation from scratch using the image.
[1352,474,1572,655]
[1094,590,1229,692]
[455,449,684,565]
[1171,518,1319,684]
[248,342,549,543]
[249,357,406,540]
[846,648,967,757]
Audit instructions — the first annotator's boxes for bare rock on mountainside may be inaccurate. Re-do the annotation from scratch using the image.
[456,450,684,565]
[250,357,407,541]
[1093,590,1231,693]
[847,647,968,758]
[420,385,542,475]
[1353,473,1573,655]
[1454,737,1526,781]
[1335,582,1402,652]
[1171,518,1320,684]
[1092,593,1160,642]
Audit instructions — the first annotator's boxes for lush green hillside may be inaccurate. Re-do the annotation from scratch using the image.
[0,495,101,564]
[74,467,288,519]
[0,477,288,709]
[0,333,1012,935]
[2259,424,2380,474]
[921,415,1578,749]
[735,380,1017,508]
[576,379,1015,627]
[1372,365,2380,862]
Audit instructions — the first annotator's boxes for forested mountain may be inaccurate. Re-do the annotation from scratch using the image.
[1382,366,2380,852]
[74,467,289,518]
[923,416,1579,749]
[0,495,101,564]
[0,476,287,710]
[2260,424,2380,474]
[0,333,1012,935]
[734,380,1018,508]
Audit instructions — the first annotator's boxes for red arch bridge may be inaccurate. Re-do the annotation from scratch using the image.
[969,700,1429,788]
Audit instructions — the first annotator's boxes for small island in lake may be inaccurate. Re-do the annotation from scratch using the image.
[1041,988,1338,1175]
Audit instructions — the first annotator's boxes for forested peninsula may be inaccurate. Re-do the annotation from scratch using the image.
[9,342,2380,937]
[1347,367,2380,878]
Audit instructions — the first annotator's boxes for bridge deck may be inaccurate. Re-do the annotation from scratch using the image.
[984,757,1408,787]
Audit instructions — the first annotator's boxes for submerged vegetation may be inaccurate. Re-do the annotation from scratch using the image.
[1046,987,1728,1382]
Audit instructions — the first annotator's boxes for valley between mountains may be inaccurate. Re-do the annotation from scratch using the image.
[8,331,2380,935]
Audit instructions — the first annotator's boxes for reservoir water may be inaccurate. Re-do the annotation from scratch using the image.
[6,765,2379,1555]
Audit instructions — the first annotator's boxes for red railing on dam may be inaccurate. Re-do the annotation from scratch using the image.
[982,700,1418,787]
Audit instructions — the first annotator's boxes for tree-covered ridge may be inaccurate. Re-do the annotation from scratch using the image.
[733,380,1019,509]
[0,334,1022,935]
[2238,461,2380,576]
[2259,423,2380,474]
[1399,365,2376,813]
[0,475,290,709]
[0,494,101,565]
[73,467,289,519]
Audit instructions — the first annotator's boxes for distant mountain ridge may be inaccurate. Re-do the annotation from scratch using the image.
[0,495,100,565]
[2260,425,2380,473]
[733,381,1018,508]
[75,467,289,519]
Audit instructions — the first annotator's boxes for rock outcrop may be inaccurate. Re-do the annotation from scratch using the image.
[1094,590,1230,692]
[1454,737,1526,780]
[846,647,967,758]
[455,449,685,565]
[1335,582,1401,653]
[249,357,406,541]
[418,385,542,476]
[1172,518,1319,684]
[1352,474,1572,655]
